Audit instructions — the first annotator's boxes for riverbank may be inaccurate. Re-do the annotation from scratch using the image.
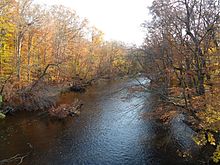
[0,77,128,117]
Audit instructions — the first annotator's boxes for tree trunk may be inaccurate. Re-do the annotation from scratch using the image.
[16,34,23,81]
[27,32,33,82]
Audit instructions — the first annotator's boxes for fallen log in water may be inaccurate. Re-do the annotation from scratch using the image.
[69,76,99,92]
[69,85,86,92]
[48,99,83,119]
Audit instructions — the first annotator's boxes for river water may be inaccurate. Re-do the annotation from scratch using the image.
[0,78,199,164]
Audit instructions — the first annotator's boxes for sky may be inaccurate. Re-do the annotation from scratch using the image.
[34,0,153,45]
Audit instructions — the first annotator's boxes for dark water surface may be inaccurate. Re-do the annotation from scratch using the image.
[0,78,198,165]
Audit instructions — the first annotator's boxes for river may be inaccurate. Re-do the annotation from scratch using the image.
[0,78,199,164]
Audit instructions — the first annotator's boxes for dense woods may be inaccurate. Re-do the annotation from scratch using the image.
[141,0,220,162]
[1,0,220,164]
[0,0,135,112]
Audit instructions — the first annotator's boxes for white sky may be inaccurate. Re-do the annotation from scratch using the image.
[34,0,153,45]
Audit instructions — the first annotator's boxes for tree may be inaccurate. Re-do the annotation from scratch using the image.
[142,0,220,162]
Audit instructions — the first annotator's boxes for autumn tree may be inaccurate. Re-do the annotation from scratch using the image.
[143,0,220,97]
[0,0,132,109]
[142,0,220,162]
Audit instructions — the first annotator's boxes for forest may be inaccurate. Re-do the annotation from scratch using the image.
[0,0,220,164]
[0,0,139,112]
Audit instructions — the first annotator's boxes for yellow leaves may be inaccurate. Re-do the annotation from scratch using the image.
[113,57,126,68]
[193,132,215,146]
[177,149,191,158]
[193,132,207,146]
[212,144,220,163]
[191,87,220,136]
[208,47,217,54]
[0,14,15,78]
[207,132,216,146]
[193,131,220,163]
[0,2,15,71]
[91,27,104,46]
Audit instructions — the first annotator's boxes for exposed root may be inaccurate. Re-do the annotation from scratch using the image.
[0,143,33,165]
[0,153,29,165]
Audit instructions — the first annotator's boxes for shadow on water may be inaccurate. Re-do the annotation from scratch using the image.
[0,78,200,164]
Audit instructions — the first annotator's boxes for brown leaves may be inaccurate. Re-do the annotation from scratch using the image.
[48,99,82,119]
[191,95,206,110]
[143,102,179,124]
[160,110,179,124]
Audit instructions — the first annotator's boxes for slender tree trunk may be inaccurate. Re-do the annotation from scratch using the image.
[27,32,33,82]
[196,47,205,95]
[16,34,23,81]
